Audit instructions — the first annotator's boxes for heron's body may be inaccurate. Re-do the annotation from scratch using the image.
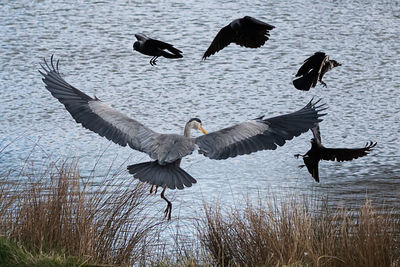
[133,34,183,66]
[40,56,326,219]
[202,16,275,60]
[293,52,341,91]
[295,125,376,182]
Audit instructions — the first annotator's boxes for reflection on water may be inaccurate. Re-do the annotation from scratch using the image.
[0,0,399,217]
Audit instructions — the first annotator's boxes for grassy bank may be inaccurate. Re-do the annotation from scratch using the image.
[0,236,91,267]
[0,158,164,266]
[0,157,399,266]
[198,198,400,266]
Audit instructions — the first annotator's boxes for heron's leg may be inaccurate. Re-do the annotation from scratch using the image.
[320,80,327,87]
[150,185,159,194]
[298,164,306,169]
[160,186,172,220]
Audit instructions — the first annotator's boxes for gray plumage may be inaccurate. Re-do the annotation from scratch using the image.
[202,16,275,60]
[195,99,326,160]
[40,55,327,219]
[127,161,196,190]
[133,33,183,66]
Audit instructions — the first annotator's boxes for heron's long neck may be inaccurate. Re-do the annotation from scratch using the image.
[184,124,192,138]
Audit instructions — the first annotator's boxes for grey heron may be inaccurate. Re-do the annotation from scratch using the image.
[133,33,183,66]
[293,52,341,91]
[40,56,326,220]
[202,16,275,60]
[295,124,377,182]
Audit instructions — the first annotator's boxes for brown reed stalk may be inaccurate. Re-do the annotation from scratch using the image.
[0,158,165,266]
[197,196,400,267]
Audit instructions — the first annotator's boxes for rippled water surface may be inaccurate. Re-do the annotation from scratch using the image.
[1,0,399,216]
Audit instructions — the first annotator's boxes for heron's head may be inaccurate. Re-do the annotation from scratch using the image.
[187,118,207,134]
[331,60,341,67]
[133,41,140,51]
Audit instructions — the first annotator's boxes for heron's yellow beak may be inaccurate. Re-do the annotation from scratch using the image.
[200,125,207,134]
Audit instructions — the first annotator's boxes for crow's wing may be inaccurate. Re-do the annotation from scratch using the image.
[296,52,326,77]
[320,142,377,162]
[202,24,235,60]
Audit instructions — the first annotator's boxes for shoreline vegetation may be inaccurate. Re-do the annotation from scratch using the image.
[0,157,399,266]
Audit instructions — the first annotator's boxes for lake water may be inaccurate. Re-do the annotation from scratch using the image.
[1,0,399,219]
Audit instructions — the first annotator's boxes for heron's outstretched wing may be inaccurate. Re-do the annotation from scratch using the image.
[202,24,235,60]
[320,142,377,162]
[195,99,327,160]
[39,55,161,157]
[295,52,326,77]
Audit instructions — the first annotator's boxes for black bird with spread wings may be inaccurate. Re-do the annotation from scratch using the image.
[40,56,326,219]
[202,16,275,60]
[293,52,341,91]
[133,33,183,66]
[295,125,376,182]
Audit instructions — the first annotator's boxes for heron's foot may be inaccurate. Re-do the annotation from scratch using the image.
[298,164,305,169]
[164,202,172,220]
[320,81,327,87]
[160,187,172,220]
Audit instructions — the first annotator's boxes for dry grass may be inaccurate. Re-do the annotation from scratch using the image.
[0,158,164,266]
[197,196,400,267]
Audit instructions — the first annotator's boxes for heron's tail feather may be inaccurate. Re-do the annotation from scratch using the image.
[127,161,196,190]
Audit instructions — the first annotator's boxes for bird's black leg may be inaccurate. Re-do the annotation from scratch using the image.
[160,186,172,220]
[320,80,327,87]
[150,57,154,66]
[153,56,158,65]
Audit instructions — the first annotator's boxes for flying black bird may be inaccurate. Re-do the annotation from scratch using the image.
[40,56,326,220]
[133,33,183,66]
[202,16,275,60]
[294,125,376,182]
[293,52,341,91]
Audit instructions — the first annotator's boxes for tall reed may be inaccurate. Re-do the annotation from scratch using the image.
[197,196,400,266]
[0,158,164,266]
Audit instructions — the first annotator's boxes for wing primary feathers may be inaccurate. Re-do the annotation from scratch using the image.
[40,55,190,162]
[196,99,327,160]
